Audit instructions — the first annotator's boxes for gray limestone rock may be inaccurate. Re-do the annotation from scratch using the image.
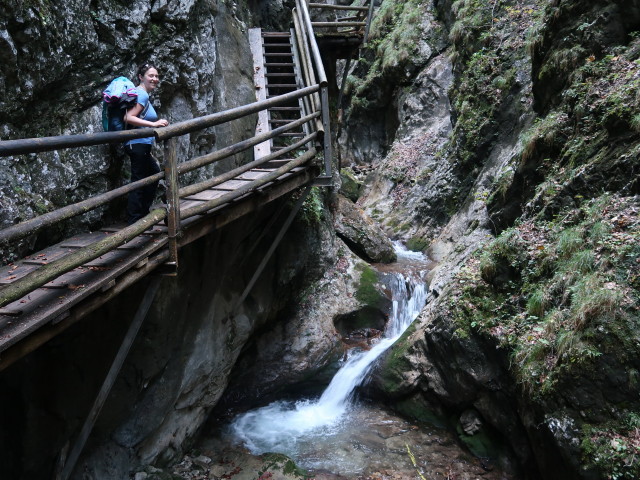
[334,194,396,264]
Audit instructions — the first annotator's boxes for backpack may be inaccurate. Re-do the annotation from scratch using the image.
[101,76,145,132]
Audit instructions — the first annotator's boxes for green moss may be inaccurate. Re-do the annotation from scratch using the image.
[406,235,428,252]
[260,453,309,479]
[339,168,363,202]
[355,264,386,308]
[300,187,324,224]
[456,422,503,460]
[346,0,434,115]
[395,395,447,428]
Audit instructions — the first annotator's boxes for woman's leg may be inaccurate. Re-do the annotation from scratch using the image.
[126,144,160,224]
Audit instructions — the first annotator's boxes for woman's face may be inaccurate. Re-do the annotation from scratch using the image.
[139,68,160,91]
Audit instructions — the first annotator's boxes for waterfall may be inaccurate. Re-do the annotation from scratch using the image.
[230,245,429,456]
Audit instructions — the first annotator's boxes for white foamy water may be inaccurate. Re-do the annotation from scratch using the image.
[230,244,429,459]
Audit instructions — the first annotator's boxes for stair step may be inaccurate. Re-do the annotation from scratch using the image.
[265,73,296,77]
[264,52,293,57]
[264,63,295,67]
[262,32,291,37]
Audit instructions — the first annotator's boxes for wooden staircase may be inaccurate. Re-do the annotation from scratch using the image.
[250,29,311,166]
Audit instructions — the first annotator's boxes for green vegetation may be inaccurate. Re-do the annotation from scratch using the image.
[406,235,428,252]
[581,413,640,480]
[449,194,639,476]
[509,36,640,221]
[339,168,363,202]
[300,187,324,225]
[355,263,386,308]
[454,196,639,393]
[446,0,545,168]
[345,0,435,114]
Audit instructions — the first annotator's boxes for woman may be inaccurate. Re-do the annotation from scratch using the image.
[124,62,169,224]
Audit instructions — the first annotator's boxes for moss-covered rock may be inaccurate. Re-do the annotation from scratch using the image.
[339,167,364,202]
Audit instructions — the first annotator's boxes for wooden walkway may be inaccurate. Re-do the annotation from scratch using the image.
[0,163,315,370]
[0,0,375,372]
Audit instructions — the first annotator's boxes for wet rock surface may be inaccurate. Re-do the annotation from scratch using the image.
[161,405,514,480]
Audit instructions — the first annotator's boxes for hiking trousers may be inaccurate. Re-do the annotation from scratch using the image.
[126,143,160,225]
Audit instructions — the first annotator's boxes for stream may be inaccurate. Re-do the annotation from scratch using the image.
[228,245,429,462]
[175,246,513,479]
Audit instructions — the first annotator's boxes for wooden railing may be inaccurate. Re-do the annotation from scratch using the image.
[308,0,375,42]
[0,2,334,309]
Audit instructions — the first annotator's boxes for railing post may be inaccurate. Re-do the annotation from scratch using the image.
[163,137,180,274]
[364,0,375,44]
[320,85,332,179]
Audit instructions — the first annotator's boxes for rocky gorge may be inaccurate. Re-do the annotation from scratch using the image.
[0,0,639,479]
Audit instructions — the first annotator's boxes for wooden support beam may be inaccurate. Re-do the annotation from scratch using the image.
[56,277,161,480]
[164,137,180,272]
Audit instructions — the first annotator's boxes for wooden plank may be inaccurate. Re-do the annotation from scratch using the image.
[262,32,291,37]
[0,234,167,353]
[0,264,38,285]
[249,28,271,160]
[218,179,255,190]
[237,170,271,180]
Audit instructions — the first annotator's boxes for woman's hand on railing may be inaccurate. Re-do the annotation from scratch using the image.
[154,119,169,128]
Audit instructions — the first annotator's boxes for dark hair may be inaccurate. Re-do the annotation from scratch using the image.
[135,62,158,84]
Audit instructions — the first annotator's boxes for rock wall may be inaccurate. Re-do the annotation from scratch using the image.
[341,0,640,479]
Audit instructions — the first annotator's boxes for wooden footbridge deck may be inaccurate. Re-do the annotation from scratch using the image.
[0,0,375,372]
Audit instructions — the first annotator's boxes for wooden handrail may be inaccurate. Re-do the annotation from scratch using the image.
[308,4,369,11]
[297,0,328,86]
[155,85,319,140]
[177,112,320,175]
[0,128,156,158]
[0,89,321,246]
[0,86,318,158]
[0,171,164,245]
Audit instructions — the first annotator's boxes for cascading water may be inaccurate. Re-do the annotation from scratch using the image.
[228,245,430,471]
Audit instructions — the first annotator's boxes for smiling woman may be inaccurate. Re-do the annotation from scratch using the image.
[123,62,170,224]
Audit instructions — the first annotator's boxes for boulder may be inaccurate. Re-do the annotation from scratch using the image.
[334,195,396,263]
